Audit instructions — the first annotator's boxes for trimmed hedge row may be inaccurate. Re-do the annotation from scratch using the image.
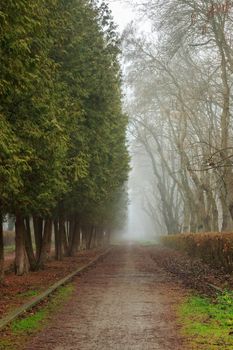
[160,232,233,273]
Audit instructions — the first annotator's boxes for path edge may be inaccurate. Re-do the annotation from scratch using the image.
[0,248,112,331]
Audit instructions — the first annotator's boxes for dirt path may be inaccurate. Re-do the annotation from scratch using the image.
[24,245,187,350]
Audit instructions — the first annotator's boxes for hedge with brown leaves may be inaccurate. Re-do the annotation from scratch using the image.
[161,232,233,273]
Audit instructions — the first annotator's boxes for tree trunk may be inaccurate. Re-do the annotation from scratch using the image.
[81,226,87,249]
[0,216,4,283]
[24,216,36,271]
[15,214,28,275]
[36,219,52,269]
[195,189,209,232]
[54,219,62,261]
[80,229,83,250]
[68,218,75,251]
[189,210,197,232]
[81,225,92,250]
[206,191,219,231]
[96,228,104,247]
[86,226,94,249]
[46,221,52,257]
[182,203,190,232]
[91,227,97,248]
[106,229,111,246]
[70,218,80,256]
[59,217,69,256]
[220,194,233,231]
[33,216,43,259]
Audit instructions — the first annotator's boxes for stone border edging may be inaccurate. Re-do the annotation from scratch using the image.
[0,248,111,331]
[207,283,223,293]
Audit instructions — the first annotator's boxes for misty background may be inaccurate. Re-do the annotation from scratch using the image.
[109,0,233,239]
[108,0,171,241]
[108,1,157,241]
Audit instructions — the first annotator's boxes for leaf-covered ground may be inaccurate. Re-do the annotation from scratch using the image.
[0,249,103,317]
[150,245,233,349]
[1,245,233,349]
[151,245,233,295]
[0,284,74,350]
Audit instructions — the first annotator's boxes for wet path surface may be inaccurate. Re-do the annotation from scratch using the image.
[25,246,186,350]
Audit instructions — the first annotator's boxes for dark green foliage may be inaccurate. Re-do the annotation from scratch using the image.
[0,0,129,274]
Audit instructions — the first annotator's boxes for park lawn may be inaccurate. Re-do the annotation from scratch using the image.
[178,292,233,349]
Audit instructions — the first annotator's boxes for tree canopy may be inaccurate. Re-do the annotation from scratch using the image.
[0,0,129,275]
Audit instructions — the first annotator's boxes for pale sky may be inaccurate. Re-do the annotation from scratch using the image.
[107,1,135,32]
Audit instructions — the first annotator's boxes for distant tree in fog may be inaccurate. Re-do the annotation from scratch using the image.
[123,0,233,234]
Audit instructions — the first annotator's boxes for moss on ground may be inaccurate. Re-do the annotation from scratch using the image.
[0,284,74,350]
[179,291,233,349]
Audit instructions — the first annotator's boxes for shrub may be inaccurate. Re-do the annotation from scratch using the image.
[160,232,233,273]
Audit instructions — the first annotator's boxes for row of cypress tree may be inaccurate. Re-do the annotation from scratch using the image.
[0,0,129,277]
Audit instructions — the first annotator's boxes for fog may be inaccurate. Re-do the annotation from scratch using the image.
[107,1,158,241]
[109,0,233,238]
[124,147,157,240]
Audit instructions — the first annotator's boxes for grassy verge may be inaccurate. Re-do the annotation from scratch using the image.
[178,291,233,349]
[0,284,74,350]
[5,245,15,254]
[16,290,40,299]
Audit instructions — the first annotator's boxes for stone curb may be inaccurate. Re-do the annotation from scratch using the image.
[0,248,111,331]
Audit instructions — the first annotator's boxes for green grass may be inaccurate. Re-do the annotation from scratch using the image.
[12,310,47,333]
[0,284,74,350]
[4,245,15,254]
[179,292,233,349]
[17,290,39,298]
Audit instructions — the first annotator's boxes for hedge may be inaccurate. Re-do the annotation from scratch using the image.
[160,232,233,273]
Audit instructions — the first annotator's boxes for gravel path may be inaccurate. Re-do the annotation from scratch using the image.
[25,245,186,350]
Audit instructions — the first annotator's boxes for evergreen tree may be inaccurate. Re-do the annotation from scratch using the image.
[0,0,129,276]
